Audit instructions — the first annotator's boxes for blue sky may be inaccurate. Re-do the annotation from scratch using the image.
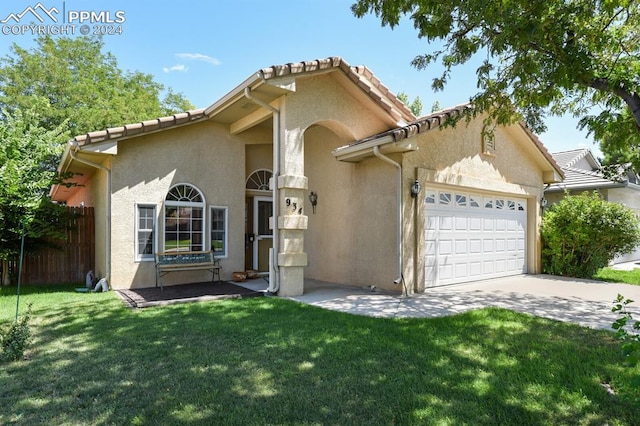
[0,0,601,156]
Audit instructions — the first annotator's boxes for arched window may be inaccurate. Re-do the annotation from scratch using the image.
[246,169,272,191]
[164,183,205,252]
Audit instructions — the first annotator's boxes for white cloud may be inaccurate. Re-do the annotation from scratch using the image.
[175,53,221,66]
[163,64,188,73]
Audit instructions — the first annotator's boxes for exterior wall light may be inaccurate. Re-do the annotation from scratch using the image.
[410,180,421,198]
[540,197,548,209]
[309,191,318,214]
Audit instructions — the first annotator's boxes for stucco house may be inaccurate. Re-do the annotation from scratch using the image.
[50,57,563,296]
[545,148,640,263]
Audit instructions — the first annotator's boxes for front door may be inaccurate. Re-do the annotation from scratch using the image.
[253,196,273,271]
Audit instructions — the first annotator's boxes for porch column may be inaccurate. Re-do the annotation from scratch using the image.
[276,104,308,297]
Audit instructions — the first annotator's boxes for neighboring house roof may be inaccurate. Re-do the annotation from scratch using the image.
[546,148,636,192]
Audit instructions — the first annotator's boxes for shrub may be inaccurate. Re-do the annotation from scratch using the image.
[1,303,32,362]
[612,295,640,367]
[541,192,640,278]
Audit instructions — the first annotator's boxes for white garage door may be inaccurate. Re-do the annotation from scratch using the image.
[425,188,527,287]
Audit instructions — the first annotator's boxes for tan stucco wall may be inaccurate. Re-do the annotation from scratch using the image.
[246,144,273,177]
[402,118,546,293]
[606,187,640,211]
[304,125,397,290]
[108,121,246,289]
[284,73,393,140]
[272,73,396,295]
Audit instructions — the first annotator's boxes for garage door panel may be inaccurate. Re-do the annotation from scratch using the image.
[440,217,453,229]
[469,262,482,276]
[440,240,453,254]
[454,263,468,278]
[455,239,467,254]
[425,188,527,287]
[426,239,437,255]
[439,264,454,280]
[469,239,482,253]
[483,260,494,274]
[469,217,482,230]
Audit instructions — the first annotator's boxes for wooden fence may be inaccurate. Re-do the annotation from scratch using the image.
[8,207,95,285]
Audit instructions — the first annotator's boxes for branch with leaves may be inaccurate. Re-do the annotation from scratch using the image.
[352,0,640,167]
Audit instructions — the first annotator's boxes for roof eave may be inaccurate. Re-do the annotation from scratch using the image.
[545,182,627,192]
[332,135,420,162]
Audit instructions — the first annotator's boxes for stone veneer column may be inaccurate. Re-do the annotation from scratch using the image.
[276,104,308,297]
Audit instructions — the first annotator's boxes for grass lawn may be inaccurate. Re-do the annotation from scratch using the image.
[594,267,640,286]
[1,285,639,425]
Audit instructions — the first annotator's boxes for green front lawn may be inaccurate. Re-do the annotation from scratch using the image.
[594,267,640,286]
[1,285,639,425]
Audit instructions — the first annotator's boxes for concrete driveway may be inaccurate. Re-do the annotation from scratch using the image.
[289,275,640,331]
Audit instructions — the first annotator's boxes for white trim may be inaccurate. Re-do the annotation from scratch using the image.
[163,183,206,252]
[134,203,157,262]
[253,196,273,270]
[210,205,229,258]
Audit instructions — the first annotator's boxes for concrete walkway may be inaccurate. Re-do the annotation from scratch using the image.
[287,275,640,331]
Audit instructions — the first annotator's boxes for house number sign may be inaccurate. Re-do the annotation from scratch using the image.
[285,198,303,215]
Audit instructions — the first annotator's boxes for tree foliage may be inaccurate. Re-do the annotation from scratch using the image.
[0,35,194,137]
[0,104,75,266]
[541,192,640,278]
[352,0,640,165]
[397,91,423,116]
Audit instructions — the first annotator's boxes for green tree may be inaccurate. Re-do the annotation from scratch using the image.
[0,35,194,137]
[0,104,74,285]
[352,1,640,165]
[541,192,640,278]
[397,91,423,116]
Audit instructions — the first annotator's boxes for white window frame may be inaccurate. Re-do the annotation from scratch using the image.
[210,206,228,258]
[163,183,206,252]
[135,204,157,261]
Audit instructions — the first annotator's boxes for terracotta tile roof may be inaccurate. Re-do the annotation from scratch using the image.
[72,109,207,147]
[69,57,414,148]
[345,103,472,147]
[258,57,415,123]
[336,104,563,178]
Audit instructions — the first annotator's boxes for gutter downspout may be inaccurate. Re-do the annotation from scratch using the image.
[69,141,111,287]
[372,146,406,295]
[244,87,280,294]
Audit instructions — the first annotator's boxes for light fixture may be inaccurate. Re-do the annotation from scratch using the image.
[309,191,318,214]
[540,197,548,209]
[410,180,421,198]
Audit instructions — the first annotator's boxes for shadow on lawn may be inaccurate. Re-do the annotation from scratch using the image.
[2,293,639,425]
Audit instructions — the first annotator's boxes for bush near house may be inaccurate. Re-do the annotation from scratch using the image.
[541,192,640,278]
[0,303,32,362]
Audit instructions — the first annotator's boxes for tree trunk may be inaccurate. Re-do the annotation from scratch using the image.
[1,259,10,285]
[590,78,640,130]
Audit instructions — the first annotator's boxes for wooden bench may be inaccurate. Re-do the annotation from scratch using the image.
[155,250,221,290]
